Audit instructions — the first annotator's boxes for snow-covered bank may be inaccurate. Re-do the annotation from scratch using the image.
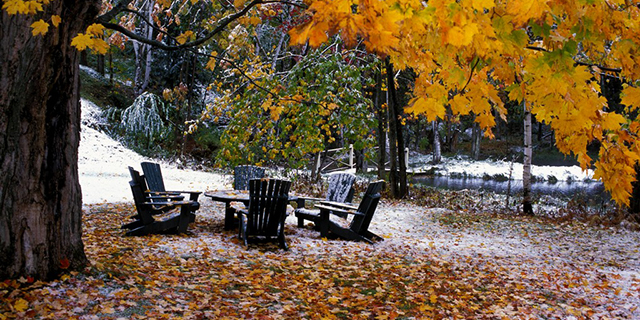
[79,99,227,204]
[410,152,594,182]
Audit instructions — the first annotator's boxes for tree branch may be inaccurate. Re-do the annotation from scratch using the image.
[98,0,266,51]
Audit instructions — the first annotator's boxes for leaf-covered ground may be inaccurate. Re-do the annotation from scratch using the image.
[1,196,638,319]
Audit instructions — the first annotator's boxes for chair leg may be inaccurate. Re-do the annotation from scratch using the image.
[278,233,288,251]
[318,209,330,238]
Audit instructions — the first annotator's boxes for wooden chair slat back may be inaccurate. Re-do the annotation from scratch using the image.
[326,173,356,203]
[128,167,148,191]
[234,165,266,190]
[141,162,166,192]
[350,180,384,232]
[129,180,155,225]
[247,179,291,237]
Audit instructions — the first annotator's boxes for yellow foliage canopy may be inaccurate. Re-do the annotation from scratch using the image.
[290,0,640,206]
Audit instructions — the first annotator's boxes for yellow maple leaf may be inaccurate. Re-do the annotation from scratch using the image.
[92,38,109,54]
[430,293,438,304]
[234,0,246,9]
[206,57,217,71]
[249,16,262,26]
[176,31,194,45]
[308,21,329,47]
[289,22,313,46]
[71,33,94,51]
[86,23,104,36]
[2,0,28,15]
[25,0,43,14]
[14,298,28,312]
[31,19,49,36]
[472,0,495,11]
[407,97,445,122]
[621,86,640,111]
[446,26,466,47]
[51,15,61,27]
[599,111,625,131]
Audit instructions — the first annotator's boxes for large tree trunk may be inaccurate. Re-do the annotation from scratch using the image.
[374,67,386,179]
[0,1,100,280]
[385,59,407,198]
[523,100,533,215]
[386,63,399,197]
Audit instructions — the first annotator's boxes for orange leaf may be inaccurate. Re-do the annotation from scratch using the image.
[60,257,70,269]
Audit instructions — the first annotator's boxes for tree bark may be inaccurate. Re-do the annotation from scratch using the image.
[133,0,153,95]
[471,121,481,160]
[0,1,100,279]
[385,59,407,198]
[432,121,441,164]
[386,61,399,196]
[374,67,386,179]
[523,100,533,215]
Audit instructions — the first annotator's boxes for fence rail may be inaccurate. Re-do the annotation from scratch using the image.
[312,145,409,176]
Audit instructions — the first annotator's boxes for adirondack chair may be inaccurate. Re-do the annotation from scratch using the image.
[128,166,183,201]
[237,179,291,250]
[123,167,199,230]
[311,180,385,243]
[124,179,199,236]
[140,162,200,201]
[225,165,267,228]
[233,165,266,190]
[295,173,356,227]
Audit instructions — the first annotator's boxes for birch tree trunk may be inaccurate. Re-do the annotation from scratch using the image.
[0,0,100,279]
[133,0,153,95]
[432,121,442,164]
[523,100,534,215]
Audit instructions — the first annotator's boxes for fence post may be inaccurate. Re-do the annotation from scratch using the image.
[312,152,322,179]
[349,144,354,169]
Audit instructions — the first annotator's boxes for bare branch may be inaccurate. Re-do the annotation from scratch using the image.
[98,0,267,51]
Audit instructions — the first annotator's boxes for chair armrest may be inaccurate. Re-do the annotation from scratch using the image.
[317,201,358,211]
[163,190,202,195]
[297,196,325,202]
[142,200,196,206]
[314,204,363,217]
[147,195,184,200]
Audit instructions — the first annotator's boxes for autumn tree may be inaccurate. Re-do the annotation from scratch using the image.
[206,39,377,170]
[1,0,100,280]
[0,0,286,280]
[290,0,640,209]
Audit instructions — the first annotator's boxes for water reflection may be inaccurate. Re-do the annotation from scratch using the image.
[412,176,608,201]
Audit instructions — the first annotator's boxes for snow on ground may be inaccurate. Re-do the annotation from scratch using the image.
[410,151,594,182]
[79,98,639,318]
[79,99,227,204]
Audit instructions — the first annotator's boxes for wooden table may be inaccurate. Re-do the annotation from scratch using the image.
[204,190,298,230]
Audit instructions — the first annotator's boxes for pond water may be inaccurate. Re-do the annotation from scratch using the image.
[412,176,609,203]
